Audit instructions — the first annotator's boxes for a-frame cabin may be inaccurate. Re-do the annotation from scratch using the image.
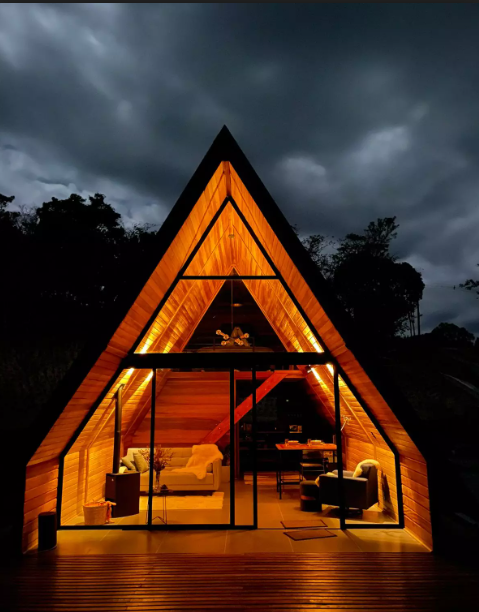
[23,127,432,551]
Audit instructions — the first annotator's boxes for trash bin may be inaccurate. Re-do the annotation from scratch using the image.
[38,511,57,551]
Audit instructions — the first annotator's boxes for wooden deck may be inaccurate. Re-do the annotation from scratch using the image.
[2,553,478,611]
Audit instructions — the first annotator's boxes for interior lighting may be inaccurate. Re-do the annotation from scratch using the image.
[327,363,334,375]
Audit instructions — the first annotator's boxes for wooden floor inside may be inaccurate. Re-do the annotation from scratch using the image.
[3,553,478,611]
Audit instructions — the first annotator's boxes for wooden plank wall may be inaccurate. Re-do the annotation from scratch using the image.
[61,437,114,525]
[132,372,230,447]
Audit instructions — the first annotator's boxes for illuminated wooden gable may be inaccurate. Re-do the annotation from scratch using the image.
[23,127,432,551]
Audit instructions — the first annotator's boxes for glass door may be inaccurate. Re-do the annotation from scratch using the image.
[149,368,231,527]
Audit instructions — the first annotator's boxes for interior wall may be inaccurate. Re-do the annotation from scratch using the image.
[131,372,230,448]
[62,432,115,525]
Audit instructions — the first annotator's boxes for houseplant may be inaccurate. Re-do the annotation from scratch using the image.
[139,445,173,491]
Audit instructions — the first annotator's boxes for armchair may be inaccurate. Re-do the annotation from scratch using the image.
[318,463,379,512]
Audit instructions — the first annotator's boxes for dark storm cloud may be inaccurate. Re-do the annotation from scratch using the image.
[1,3,478,332]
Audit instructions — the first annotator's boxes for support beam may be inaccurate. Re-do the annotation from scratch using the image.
[148,369,156,525]
[333,366,346,530]
[124,351,330,370]
[181,275,277,280]
[166,370,303,380]
[202,371,289,444]
[112,385,123,474]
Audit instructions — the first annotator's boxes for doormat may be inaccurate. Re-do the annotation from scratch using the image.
[139,492,224,511]
[284,528,337,541]
[281,519,326,529]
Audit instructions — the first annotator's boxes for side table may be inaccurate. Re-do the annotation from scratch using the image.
[146,485,169,525]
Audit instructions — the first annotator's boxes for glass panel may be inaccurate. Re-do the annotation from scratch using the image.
[151,368,230,526]
[61,368,149,527]
[302,365,341,529]
[185,279,286,353]
[335,374,399,527]
[136,277,325,355]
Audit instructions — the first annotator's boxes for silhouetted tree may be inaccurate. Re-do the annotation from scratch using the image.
[297,216,424,345]
[430,322,475,348]
[301,234,335,278]
[460,265,479,296]
[0,191,158,428]
[331,217,423,343]
[332,254,424,342]
[0,192,157,336]
[332,217,399,263]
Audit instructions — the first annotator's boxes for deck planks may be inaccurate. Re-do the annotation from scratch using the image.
[2,553,478,611]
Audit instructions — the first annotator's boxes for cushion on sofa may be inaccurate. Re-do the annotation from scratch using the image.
[121,457,136,471]
[126,447,190,469]
[133,453,149,473]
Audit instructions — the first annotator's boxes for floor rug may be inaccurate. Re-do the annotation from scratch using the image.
[281,519,326,529]
[284,528,337,541]
[140,492,224,511]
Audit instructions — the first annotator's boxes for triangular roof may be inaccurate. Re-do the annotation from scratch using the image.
[25,127,432,549]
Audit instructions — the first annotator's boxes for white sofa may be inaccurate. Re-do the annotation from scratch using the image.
[125,447,222,492]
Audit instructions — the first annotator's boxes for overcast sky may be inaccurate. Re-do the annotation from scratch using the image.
[1,4,478,334]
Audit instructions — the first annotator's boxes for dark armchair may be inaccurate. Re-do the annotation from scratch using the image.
[318,463,379,511]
